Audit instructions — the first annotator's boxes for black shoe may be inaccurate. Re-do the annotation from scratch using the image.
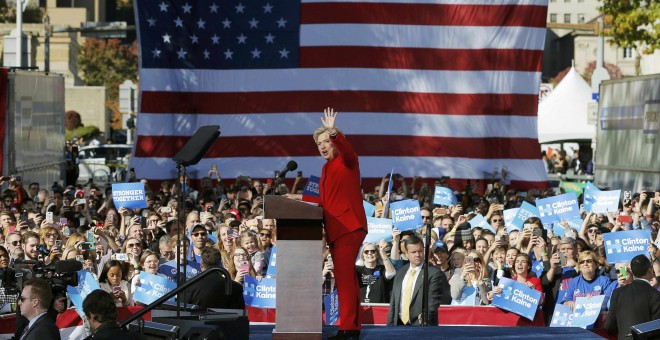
[328,330,361,340]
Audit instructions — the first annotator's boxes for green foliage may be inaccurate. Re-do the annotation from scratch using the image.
[600,0,660,54]
[66,125,100,141]
[78,38,138,103]
[0,1,43,23]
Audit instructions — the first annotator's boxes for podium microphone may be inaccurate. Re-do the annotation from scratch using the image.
[274,160,298,181]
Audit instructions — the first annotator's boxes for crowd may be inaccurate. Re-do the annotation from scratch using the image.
[0,171,659,336]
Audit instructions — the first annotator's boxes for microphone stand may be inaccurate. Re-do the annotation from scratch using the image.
[421,222,433,326]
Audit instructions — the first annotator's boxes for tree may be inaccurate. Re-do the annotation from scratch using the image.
[0,1,43,23]
[600,0,660,74]
[78,38,138,103]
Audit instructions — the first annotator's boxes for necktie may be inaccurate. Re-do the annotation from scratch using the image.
[401,267,416,325]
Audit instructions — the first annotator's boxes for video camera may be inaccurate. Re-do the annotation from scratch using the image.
[3,259,82,295]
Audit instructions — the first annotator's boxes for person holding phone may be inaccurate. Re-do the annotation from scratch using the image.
[451,251,493,305]
[99,260,133,307]
[227,246,256,284]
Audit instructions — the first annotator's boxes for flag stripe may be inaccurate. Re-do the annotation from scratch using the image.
[135,113,539,138]
[301,25,546,49]
[300,47,543,71]
[135,135,542,159]
[301,3,547,27]
[140,91,539,116]
[130,156,549,182]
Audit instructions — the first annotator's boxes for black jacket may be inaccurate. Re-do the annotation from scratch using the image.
[605,279,660,340]
[185,270,245,310]
[21,314,61,340]
[84,323,143,340]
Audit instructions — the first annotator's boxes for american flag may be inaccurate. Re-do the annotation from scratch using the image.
[132,0,549,189]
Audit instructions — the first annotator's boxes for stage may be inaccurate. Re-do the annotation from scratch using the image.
[249,325,605,339]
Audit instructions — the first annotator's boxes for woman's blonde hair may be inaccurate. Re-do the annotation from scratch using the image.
[313,127,343,142]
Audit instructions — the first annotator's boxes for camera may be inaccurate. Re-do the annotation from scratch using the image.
[6,259,82,296]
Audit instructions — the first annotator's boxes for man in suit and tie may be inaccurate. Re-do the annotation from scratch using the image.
[387,235,451,326]
[606,254,660,340]
[17,278,60,340]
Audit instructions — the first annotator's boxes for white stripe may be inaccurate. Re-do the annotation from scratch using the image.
[140,68,541,94]
[135,113,539,139]
[129,157,548,182]
[301,25,546,50]
[302,0,548,5]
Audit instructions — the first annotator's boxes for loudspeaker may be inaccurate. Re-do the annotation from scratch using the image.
[182,326,224,340]
[632,319,660,339]
[172,125,221,166]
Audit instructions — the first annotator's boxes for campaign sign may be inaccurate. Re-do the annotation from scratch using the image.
[571,295,606,328]
[511,202,540,229]
[266,245,277,278]
[363,200,376,218]
[390,199,422,232]
[583,182,600,212]
[324,289,340,325]
[536,192,580,225]
[550,303,574,327]
[365,217,393,244]
[134,272,177,305]
[588,190,621,213]
[433,186,457,206]
[552,218,583,237]
[604,229,651,264]
[112,182,148,209]
[301,175,320,202]
[468,214,494,233]
[492,277,542,320]
[243,276,276,308]
[451,285,478,306]
[504,208,520,233]
[158,260,202,280]
[66,270,101,318]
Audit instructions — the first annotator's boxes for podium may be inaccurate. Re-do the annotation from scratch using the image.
[264,196,324,339]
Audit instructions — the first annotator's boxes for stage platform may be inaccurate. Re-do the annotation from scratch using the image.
[249,325,605,339]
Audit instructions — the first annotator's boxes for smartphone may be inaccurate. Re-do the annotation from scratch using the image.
[465,256,475,267]
[80,242,93,250]
[78,199,86,205]
[205,205,213,213]
[533,229,543,238]
[115,253,129,261]
[46,212,54,222]
[62,227,71,237]
[55,240,62,251]
[60,218,68,226]
[161,206,171,213]
[239,260,250,273]
[112,286,122,293]
[523,223,532,230]
[559,252,567,267]
[619,266,628,279]
[87,231,95,243]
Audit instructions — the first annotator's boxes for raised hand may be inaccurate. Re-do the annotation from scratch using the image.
[321,107,337,130]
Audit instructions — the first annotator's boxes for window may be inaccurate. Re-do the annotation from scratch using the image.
[623,47,634,59]
[550,14,557,23]
[577,14,586,24]
[564,14,571,23]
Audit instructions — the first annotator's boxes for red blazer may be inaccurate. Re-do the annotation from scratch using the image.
[319,132,367,244]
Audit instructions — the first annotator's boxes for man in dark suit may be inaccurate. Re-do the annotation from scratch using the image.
[83,290,141,339]
[17,278,60,340]
[606,254,660,340]
[185,247,245,310]
[387,235,451,326]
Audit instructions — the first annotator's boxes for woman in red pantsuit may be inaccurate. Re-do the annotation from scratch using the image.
[315,107,367,340]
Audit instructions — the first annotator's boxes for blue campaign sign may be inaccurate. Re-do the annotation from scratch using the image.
[158,260,202,280]
[451,285,478,306]
[66,270,101,318]
[531,260,544,278]
[583,182,601,212]
[433,186,457,206]
[572,295,606,328]
[468,214,494,233]
[111,182,148,209]
[588,190,621,213]
[604,229,651,264]
[243,276,276,308]
[301,175,321,202]
[363,200,376,218]
[491,277,542,320]
[390,199,422,232]
[504,208,520,233]
[536,192,581,225]
[365,217,393,244]
[133,271,177,305]
[550,303,574,327]
[552,218,583,237]
[511,202,539,229]
[324,289,340,325]
[266,245,277,278]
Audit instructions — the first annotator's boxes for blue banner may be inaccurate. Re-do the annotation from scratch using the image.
[511,202,539,229]
[572,295,606,328]
[492,277,542,320]
[158,260,201,280]
[588,190,621,213]
[363,200,376,218]
[536,192,581,225]
[433,186,457,206]
[604,229,651,264]
[451,285,478,306]
[301,175,320,202]
[365,217,393,244]
[390,199,423,232]
[111,182,148,209]
[133,271,177,305]
[265,245,277,278]
[66,270,101,318]
[324,289,340,325]
[583,182,601,212]
[504,208,520,233]
[243,276,276,308]
[552,218,583,237]
[550,303,574,327]
[468,214,495,233]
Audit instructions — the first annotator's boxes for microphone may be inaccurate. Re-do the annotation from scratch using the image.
[274,160,298,181]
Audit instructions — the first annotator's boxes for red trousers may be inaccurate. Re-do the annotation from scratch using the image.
[329,229,366,331]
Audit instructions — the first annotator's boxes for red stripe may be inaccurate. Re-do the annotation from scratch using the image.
[301,47,543,71]
[140,91,538,116]
[135,135,541,159]
[301,3,547,27]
